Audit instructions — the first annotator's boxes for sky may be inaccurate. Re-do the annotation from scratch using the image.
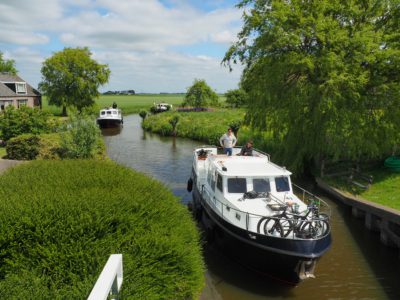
[0,0,244,93]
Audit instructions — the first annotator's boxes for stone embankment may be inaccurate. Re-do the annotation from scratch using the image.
[317,178,400,257]
[0,159,24,174]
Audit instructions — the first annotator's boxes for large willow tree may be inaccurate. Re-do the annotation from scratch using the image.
[224,0,400,173]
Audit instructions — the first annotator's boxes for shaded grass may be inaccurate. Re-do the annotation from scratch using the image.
[42,94,226,116]
[0,160,204,299]
[324,167,400,211]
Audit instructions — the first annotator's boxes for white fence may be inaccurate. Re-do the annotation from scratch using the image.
[87,254,123,300]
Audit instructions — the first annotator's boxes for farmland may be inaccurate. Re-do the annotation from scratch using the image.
[42,94,226,115]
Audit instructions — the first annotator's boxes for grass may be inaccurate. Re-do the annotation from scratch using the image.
[42,94,226,115]
[142,109,247,145]
[324,167,400,211]
[0,160,204,299]
[0,147,5,159]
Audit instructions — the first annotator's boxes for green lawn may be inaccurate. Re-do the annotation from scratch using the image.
[324,167,400,211]
[42,94,226,115]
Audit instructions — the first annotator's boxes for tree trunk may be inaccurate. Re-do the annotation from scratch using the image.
[62,105,67,117]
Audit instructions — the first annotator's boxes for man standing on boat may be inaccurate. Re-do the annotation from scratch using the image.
[220,127,237,156]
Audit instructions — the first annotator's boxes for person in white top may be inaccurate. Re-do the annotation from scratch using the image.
[219,127,237,156]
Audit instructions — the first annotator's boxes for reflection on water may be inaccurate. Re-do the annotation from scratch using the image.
[101,126,122,136]
[103,115,400,300]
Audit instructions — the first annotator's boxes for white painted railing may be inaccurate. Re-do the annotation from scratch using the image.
[87,254,123,300]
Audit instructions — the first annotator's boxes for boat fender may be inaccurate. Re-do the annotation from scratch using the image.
[187,178,193,192]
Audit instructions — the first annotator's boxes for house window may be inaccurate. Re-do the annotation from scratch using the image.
[18,99,28,108]
[16,83,27,95]
[0,100,13,111]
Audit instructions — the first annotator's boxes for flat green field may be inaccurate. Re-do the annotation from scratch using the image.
[42,94,226,115]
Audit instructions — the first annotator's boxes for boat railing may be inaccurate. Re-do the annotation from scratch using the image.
[87,254,123,300]
[292,183,331,217]
[201,186,330,240]
[195,146,271,161]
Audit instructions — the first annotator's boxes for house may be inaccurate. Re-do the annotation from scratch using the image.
[0,73,42,111]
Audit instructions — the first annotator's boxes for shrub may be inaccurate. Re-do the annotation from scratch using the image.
[37,133,63,160]
[0,160,204,299]
[59,113,102,159]
[0,106,53,141]
[139,110,147,120]
[6,134,40,160]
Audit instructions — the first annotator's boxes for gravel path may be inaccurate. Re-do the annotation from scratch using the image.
[0,159,24,174]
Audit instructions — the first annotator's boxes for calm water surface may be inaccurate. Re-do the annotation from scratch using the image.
[103,115,400,300]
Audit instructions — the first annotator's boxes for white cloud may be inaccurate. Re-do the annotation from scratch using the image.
[0,0,244,92]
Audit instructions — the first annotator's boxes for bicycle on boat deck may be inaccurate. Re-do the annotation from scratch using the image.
[257,201,330,239]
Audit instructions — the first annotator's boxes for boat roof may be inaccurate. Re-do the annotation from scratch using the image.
[208,155,291,177]
[100,107,121,112]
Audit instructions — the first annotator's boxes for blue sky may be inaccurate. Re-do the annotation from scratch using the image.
[0,0,244,93]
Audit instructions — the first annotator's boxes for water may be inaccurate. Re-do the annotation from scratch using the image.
[103,115,400,300]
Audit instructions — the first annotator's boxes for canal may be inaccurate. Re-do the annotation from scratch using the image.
[103,115,400,300]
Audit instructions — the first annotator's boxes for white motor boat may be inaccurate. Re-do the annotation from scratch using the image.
[152,103,172,113]
[187,146,331,284]
[96,107,123,128]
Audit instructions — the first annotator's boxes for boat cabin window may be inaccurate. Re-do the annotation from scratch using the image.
[216,174,223,192]
[107,111,112,115]
[253,178,271,193]
[275,176,290,192]
[113,111,117,115]
[207,168,216,191]
[227,178,247,193]
[101,111,106,115]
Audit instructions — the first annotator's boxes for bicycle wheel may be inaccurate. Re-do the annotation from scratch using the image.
[256,217,269,234]
[300,219,330,238]
[264,218,293,237]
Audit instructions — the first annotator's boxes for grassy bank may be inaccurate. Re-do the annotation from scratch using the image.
[324,167,400,211]
[143,109,247,145]
[0,160,204,299]
[42,94,226,115]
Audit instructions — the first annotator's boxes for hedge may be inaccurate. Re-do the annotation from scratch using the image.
[0,160,204,299]
[6,133,106,161]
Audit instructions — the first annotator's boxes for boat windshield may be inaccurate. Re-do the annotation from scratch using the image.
[227,178,247,193]
[253,178,271,193]
[275,176,290,192]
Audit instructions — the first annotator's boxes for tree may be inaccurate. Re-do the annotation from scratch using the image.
[183,79,218,108]
[0,51,17,75]
[39,47,110,116]
[225,89,248,108]
[224,0,400,173]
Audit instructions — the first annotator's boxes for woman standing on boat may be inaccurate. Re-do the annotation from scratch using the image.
[219,127,237,156]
